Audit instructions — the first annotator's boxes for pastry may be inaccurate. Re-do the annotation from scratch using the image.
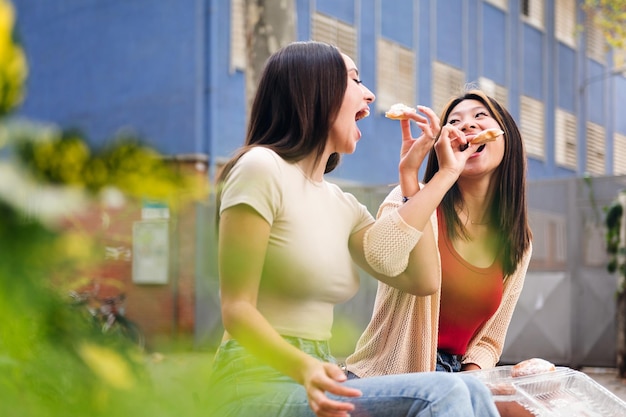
[470,128,504,145]
[511,358,556,378]
[385,103,417,120]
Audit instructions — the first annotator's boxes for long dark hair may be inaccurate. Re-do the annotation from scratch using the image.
[424,90,532,276]
[216,41,346,213]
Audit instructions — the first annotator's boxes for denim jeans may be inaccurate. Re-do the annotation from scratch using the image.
[436,350,463,373]
[208,336,499,417]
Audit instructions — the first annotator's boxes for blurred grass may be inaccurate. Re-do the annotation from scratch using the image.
[143,350,216,415]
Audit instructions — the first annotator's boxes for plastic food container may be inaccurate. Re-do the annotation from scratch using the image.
[513,370,626,417]
[465,365,572,400]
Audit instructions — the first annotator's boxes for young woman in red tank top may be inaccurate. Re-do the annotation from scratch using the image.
[345,89,532,378]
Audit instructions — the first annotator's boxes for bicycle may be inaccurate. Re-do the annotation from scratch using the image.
[69,287,146,350]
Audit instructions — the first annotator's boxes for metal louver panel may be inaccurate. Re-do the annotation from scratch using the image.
[312,12,357,63]
[614,132,626,175]
[432,61,465,114]
[376,38,415,113]
[555,108,577,169]
[555,0,577,48]
[586,17,606,63]
[484,0,508,11]
[520,95,545,159]
[230,0,246,71]
[585,121,605,175]
[522,0,545,30]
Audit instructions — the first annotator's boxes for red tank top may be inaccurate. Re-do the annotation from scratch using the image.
[437,208,504,355]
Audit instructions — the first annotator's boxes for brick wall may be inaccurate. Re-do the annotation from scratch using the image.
[67,155,208,350]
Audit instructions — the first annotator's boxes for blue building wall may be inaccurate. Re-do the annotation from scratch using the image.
[14,0,202,155]
[11,0,626,185]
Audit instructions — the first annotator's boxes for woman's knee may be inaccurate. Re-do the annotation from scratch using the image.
[457,373,491,395]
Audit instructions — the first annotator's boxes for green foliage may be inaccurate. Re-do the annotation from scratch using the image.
[605,198,626,295]
[583,0,626,50]
[605,201,622,273]
[0,1,208,415]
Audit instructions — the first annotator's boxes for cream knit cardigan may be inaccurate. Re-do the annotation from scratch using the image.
[346,185,532,376]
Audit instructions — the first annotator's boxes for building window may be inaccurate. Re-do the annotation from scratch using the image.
[230,0,246,72]
[586,15,606,63]
[613,132,626,175]
[484,0,508,10]
[312,12,357,64]
[478,77,509,107]
[376,38,415,114]
[521,0,544,30]
[555,108,577,169]
[520,95,545,159]
[555,0,577,49]
[586,122,606,175]
[432,61,466,114]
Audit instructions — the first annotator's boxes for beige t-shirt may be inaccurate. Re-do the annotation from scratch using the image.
[220,147,374,341]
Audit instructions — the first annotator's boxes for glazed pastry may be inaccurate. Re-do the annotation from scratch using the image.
[470,128,504,144]
[385,103,417,120]
[511,358,556,378]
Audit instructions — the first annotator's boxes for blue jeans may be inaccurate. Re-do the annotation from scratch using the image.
[436,350,463,373]
[208,336,499,416]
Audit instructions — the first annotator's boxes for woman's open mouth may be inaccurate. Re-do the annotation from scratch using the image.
[355,109,370,121]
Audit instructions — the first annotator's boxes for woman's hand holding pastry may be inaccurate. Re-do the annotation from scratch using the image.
[303,359,361,417]
[397,105,440,197]
[434,124,477,179]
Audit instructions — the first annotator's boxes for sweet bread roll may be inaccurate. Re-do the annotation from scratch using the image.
[470,128,504,145]
[511,358,556,378]
[486,382,517,396]
[385,103,417,120]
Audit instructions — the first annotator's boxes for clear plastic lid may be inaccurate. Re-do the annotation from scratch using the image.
[512,370,626,417]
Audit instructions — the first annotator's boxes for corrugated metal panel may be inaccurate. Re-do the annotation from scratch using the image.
[528,210,568,268]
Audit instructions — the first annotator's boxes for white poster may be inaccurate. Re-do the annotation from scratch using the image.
[132,220,169,284]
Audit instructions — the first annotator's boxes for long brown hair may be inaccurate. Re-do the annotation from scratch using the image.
[424,90,532,276]
[216,41,346,215]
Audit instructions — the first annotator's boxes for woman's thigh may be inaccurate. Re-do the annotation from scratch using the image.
[210,371,498,417]
[210,380,313,417]
[333,371,498,417]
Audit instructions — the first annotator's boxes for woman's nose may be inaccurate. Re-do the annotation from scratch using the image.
[459,118,476,131]
[362,85,375,103]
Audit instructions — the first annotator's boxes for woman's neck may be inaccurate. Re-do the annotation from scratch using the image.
[296,153,328,182]
[456,177,495,226]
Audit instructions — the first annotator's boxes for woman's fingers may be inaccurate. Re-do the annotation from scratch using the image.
[417,105,441,137]
[306,363,361,417]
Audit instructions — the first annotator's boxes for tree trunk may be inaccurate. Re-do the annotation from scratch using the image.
[244,0,296,113]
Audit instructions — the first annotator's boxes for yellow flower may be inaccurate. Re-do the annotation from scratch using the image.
[0,0,27,115]
[77,342,136,390]
[0,0,15,48]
